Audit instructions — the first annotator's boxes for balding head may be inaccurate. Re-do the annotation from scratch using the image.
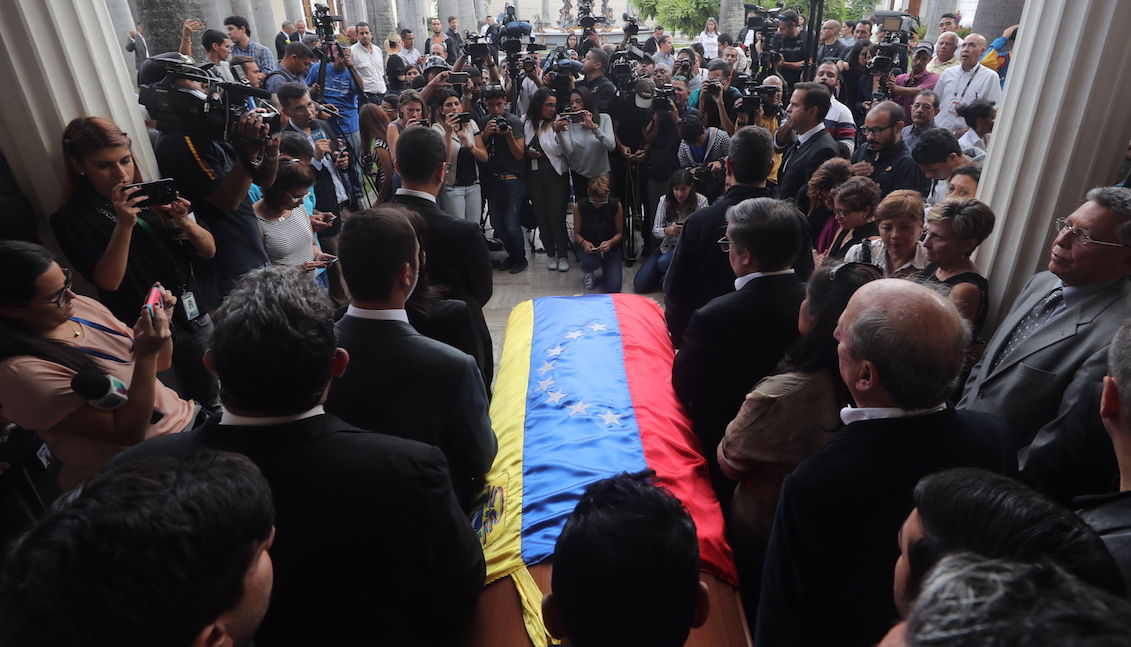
[960,33,987,69]
[836,279,970,409]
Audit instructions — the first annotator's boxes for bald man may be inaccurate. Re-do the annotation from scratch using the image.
[756,279,1015,647]
[933,33,1004,133]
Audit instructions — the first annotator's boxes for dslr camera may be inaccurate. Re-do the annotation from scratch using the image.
[492,116,511,132]
[740,81,780,115]
[138,58,280,141]
[652,84,674,112]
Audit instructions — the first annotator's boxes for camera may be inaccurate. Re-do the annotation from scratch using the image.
[311,3,344,41]
[577,0,609,30]
[652,85,674,111]
[743,3,782,34]
[492,116,511,132]
[868,10,914,77]
[522,55,536,73]
[138,59,281,141]
[497,4,534,55]
[706,79,723,95]
[463,32,490,58]
[739,81,779,115]
[622,13,640,37]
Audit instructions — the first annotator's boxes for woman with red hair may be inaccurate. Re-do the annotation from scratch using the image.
[50,116,217,407]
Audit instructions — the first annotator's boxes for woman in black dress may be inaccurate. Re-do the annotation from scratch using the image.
[922,198,997,337]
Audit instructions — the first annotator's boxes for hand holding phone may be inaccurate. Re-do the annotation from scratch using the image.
[143,285,163,320]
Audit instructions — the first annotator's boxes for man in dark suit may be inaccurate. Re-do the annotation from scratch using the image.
[774,81,841,204]
[756,279,1016,647]
[672,197,807,506]
[959,187,1131,454]
[664,126,813,347]
[326,205,496,511]
[275,20,294,60]
[111,266,485,647]
[389,126,495,381]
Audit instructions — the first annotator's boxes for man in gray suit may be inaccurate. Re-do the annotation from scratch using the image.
[960,187,1131,454]
[125,23,149,82]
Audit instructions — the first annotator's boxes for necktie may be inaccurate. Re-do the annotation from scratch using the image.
[990,287,1063,371]
[781,139,802,176]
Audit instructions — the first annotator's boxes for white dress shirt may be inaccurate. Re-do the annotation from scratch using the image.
[344,306,410,323]
[351,42,387,94]
[395,187,438,202]
[221,405,325,426]
[839,403,946,425]
[734,268,795,291]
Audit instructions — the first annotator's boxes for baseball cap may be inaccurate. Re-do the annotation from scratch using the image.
[913,42,934,56]
[634,78,655,110]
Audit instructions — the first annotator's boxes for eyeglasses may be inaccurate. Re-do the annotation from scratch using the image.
[859,124,895,136]
[717,235,733,252]
[22,268,73,308]
[1053,218,1126,247]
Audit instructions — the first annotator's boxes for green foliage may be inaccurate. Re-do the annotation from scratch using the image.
[633,0,720,36]
[822,0,878,24]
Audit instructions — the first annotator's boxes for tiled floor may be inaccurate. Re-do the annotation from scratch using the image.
[482,237,662,377]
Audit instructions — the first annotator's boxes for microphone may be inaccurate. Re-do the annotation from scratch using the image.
[70,371,129,411]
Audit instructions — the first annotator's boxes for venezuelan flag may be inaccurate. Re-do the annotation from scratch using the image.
[472,294,737,646]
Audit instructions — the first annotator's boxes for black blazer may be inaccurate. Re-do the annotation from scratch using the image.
[326,315,497,510]
[756,407,1016,647]
[111,414,485,647]
[410,297,491,385]
[776,128,840,205]
[389,193,494,381]
[275,31,289,59]
[672,273,806,500]
[850,139,930,197]
[663,185,813,347]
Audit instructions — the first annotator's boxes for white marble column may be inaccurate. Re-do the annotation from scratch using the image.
[974,0,1131,330]
[104,0,139,81]
[0,0,158,238]
[252,0,278,43]
[345,0,369,25]
[283,0,305,23]
[230,0,260,42]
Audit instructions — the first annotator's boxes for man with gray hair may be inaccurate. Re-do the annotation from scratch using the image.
[276,21,294,60]
[933,33,1003,133]
[927,31,960,75]
[112,266,486,646]
[960,187,1131,455]
[672,197,807,506]
[757,279,1014,647]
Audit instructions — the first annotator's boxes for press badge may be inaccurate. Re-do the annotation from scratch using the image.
[181,291,201,321]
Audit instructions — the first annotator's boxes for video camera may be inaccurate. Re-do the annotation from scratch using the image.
[867,10,916,99]
[652,84,674,112]
[498,4,535,55]
[463,31,491,58]
[739,80,781,115]
[577,0,610,29]
[311,3,344,42]
[743,3,783,37]
[608,47,641,93]
[622,12,640,37]
[138,58,280,141]
[544,46,581,91]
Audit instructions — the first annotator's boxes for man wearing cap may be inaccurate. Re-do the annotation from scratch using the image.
[889,43,939,121]
[689,60,741,134]
[636,54,655,79]
[769,9,809,89]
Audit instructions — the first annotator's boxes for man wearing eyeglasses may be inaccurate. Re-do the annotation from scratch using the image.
[850,101,930,198]
[959,187,1131,460]
[816,19,847,63]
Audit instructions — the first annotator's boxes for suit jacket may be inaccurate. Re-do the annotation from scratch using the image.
[409,297,491,385]
[959,272,1131,451]
[389,193,495,381]
[1078,490,1131,596]
[776,127,839,205]
[325,315,497,510]
[111,414,484,646]
[663,185,813,347]
[125,34,148,68]
[275,31,289,60]
[672,273,806,503]
[756,407,1016,647]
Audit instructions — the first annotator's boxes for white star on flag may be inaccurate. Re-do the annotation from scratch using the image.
[547,345,565,357]
[564,330,583,340]
[598,410,623,426]
[536,378,555,392]
[587,322,607,332]
[567,401,592,416]
[546,390,567,404]
[537,361,555,374]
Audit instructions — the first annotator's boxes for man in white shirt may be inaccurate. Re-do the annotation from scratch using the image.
[399,29,422,66]
[933,34,1003,133]
[351,21,387,102]
[480,15,494,37]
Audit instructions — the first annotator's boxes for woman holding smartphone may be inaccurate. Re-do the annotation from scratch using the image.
[431,89,487,224]
[50,116,218,407]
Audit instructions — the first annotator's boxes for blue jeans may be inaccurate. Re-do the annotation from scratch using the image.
[633,249,673,293]
[489,175,526,262]
[578,245,624,293]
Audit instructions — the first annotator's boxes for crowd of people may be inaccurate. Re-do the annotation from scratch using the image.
[2,6,1131,647]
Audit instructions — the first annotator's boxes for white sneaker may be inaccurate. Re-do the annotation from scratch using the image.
[546,257,559,271]
[557,257,570,272]
[583,273,595,290]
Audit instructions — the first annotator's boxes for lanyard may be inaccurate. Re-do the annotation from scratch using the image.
[72,317,133,364]
[957,67,978,101]
[134,216,193,292]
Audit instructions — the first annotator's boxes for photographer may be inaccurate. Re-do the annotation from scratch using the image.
[145,55,278,302]
[505,49,544,117]
[51,117,218,407]
[432,89,487,224]
[689,60,740,134]
[559,87,615,201]
[639,79,684,256]
[768,9,808,89]
[735,75,785,187]
[673,48,702,91]
[677,114,730,202]
[525,89,572,271]
[479,86,529,272]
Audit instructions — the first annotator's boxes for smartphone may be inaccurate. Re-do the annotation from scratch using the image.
[323,257,339,265]
[454,112,473,124]
[125,178,178,208]
[143,285,163,320]
[563,111,584,123]
[448,71,469,85]
[413,119,431,128]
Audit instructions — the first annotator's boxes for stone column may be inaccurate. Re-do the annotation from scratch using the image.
[368,0,399,41]
[397,0,424,32]
[974,0,1131,330]
[0,0,157,237]
[344,0,369,25]
[283,0,305,23]
[924,0,957,42]
[138,0,211,57]
[231,0,260,40]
